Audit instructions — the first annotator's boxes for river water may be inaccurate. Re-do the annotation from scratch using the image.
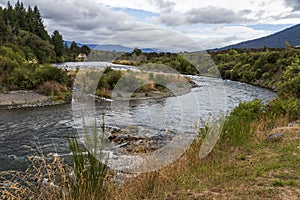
[0,63,276,171]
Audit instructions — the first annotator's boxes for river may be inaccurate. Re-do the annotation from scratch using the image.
[0,62,276,171]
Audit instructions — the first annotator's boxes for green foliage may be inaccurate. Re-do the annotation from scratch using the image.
[267,97,300,121]
[221,96,300,149]
[67,120,108,200]
[97,68,122,90]
[0,2,91,64]
[211,48,300,98]
[65,41,91,62]
[230,100,264,121]
[221,100,264,146]
[0,45,71,92]
[115,52,198,75]
[0,46,24,74]
[34,64,70,86]
[278,57,300,98]
[6,64,37,89]
[132,47,142,56]
[51,30,65,62]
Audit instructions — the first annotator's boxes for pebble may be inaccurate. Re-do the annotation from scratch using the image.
[265,133,284,142]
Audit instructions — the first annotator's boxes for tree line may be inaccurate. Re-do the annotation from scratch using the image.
[0,1,90,63]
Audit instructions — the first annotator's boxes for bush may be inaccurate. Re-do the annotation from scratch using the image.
[97,69,122,90]
[221,100,264,146]
[6,64,38,90]
[278,59,300,98]
[34,64,70,85]
[267,97,300,121]
[36,81,68,96]
[96,88,111,99]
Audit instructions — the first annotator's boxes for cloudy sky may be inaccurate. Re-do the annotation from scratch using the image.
[1,0,299,50]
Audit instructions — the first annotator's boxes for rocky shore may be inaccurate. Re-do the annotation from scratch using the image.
[0,90,64,109]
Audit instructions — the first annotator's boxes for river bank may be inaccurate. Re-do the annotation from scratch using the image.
[0,90,66,109]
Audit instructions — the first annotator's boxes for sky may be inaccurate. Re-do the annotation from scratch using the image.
[0,0,300,50]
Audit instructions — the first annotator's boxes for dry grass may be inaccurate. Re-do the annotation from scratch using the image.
[36,81,70,101]
[0,153,68,200]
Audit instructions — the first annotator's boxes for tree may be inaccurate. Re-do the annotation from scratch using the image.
[80,45,91,55]
[51,30,65,59]
[66,41,81,61]
[15,1,28,31]
[32,6,50,41]
[132,47,142,56]
[26,6,34,32]
[0,8,10,45]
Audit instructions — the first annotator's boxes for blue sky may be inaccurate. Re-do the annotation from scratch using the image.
[0,0,299,50]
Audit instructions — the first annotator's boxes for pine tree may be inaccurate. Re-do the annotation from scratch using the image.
[3,1,17,30]
[0,7,10,45]
[32,6,50,41]
[26,6,34,32]
[15,1,28,31]
[51,30,65,58]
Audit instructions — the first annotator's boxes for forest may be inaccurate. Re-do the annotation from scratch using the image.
[0,1,90,63]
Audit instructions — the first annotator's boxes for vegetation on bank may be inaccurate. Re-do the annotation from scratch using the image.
[0,1,91,64]
[209,46,300,98]
[0,1,91,100]
[113,48,198,75]
[77,67,193,99]
[0,44,73,101]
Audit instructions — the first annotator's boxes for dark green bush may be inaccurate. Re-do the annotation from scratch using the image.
[34,64,70,86]
[267,98,300,121]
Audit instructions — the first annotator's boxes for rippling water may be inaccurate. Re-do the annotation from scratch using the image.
[0,67,276,171]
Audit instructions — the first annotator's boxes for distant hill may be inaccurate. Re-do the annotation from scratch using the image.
[65,41,166,53]
[213,24,300,51]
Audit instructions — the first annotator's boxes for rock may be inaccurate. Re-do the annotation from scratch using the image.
[265,133,284,142]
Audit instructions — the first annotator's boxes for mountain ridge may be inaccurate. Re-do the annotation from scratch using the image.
[212,24,300,51]
[64,41,166,53]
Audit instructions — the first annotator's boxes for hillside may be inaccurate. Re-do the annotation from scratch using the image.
[214,24,300,51]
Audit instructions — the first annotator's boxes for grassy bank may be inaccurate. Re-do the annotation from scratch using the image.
[109,99,300,199]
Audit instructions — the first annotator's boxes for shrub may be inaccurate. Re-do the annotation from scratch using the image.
[221,100,264,146]
[6,64,38,90]
[36,81,68,97]
[96,87,111,99]
[34,64,70,86]
[267,97,300,121]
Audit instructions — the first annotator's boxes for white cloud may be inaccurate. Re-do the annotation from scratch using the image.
[0,0,299,49]
[159,6,252,26]
[181,26,273,49]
